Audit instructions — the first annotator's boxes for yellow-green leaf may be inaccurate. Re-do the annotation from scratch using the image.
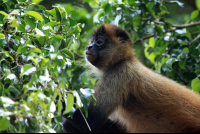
[0,33,5,39]
[192,78,200,93]
[191,10,199,20]
[196,0,200,10]
[29,48,42,54]
[149,37,155,48]
[25,11,43,22]
[32,0,43,4]
[0,11,8,18]
[64,94,74,114]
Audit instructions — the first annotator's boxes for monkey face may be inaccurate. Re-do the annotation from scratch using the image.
[85,35,110,67]
[85,24,133,70]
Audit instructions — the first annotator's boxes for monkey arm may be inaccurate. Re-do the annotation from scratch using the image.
[63,108,125,133]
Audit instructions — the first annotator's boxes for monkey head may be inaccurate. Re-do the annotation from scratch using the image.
[85,24,134,70]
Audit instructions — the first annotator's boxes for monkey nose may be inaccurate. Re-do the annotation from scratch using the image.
[86,45,93,50]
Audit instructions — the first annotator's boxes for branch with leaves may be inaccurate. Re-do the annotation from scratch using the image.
[133,22,200,45]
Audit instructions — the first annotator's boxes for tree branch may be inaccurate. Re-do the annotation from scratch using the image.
[189,34,200,45]
[133,22,200,45]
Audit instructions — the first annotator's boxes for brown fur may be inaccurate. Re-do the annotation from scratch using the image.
[88,24,200,133]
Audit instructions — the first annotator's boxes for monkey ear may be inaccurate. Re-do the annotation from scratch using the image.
[115,28,130,43]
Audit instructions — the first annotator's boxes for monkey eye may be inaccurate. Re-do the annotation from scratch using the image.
[97,39,104,44]
[90,40,94,44]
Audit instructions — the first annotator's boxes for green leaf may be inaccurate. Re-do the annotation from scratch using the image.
[58,100,63,115]
[24,17,36,29]
[81,71,88,84]
[191,78,200,93]
[32,0,43,4]
[55,7,61,22]
[166,58,176,70]
[0,11,8,18]
[182,47,189,53]
[25,11,43,22]
[29,48,42,54]
[155,25,163,36]
[6,74,16,80]
[196,0,200,10]
[9,125,18,133]
[16,46,28,56]
[160,5,168,12]
[68,17,76,27]
[61,48,74,60]
[35,28,45,36]
[191,10,199,20]
[0,33,5,39]
[179,60,186,70]
[18,24,26,33]
[54,35,64,39]
[73,91,83,108]
[9,9,19,15]
[2,52,14,61]
[20,64,36,77]
[149,37,155,48]
[1,96,15,105]
[0,118,10,131]
[64,94,74,114]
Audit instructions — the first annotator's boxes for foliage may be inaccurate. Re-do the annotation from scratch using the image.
[0,0,200,133]
[0,0,95,132]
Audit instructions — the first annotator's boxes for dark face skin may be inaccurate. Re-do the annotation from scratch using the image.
[85,35,109,67]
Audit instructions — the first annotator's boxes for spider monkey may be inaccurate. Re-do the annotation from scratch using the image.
[63,24,200,133]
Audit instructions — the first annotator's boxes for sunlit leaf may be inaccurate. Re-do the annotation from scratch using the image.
[191,10,199,20]
[2,52,14,61]
[61,48,74,60]
[25,11,43,22]
[32,0,43,4]
[68,17,76,27]
[9,9,19,15]
[0,118,10,131]
[58,100,63,115]
[0,33,5,39]
[0,11,8,18]
[196,0,200,10]
[149,37,155,48]
[192,78,200,93]
[35,28,45,36]
[50,102,56,113]
[6,74,16,80]
[64,94,74,114]
[29,48,42,54]
[20,64,36,77]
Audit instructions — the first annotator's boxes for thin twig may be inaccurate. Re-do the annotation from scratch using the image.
[13,91,31,101]
[189,34,200,45]
[133,28,178,45]
[0,74,5,80]
[78,108,92,132]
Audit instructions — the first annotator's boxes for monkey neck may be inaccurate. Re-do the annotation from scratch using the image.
[102,48,135,72]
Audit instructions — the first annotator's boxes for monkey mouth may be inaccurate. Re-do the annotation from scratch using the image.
[85,51,96,56]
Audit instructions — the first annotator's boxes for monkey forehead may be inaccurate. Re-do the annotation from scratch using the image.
[90,35,107,41]
[92,24,131,43]
[92,25,107,38]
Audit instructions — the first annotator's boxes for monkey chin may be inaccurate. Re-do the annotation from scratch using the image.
[86,54,97,65]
